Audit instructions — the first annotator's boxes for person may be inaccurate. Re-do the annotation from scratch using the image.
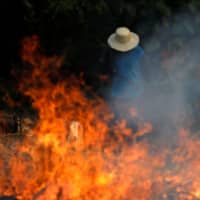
[107,27,144,102]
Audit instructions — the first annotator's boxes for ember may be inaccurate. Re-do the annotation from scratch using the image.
[0,36,200,200]
[0,113,20,135]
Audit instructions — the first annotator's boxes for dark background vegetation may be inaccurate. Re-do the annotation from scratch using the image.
[1,0,200,74]
[0,0,200,113]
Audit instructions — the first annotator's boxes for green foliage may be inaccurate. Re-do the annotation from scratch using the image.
[23,0,109,23]
[19,0,200,72]
[2,0,200,116]
[20,0,200,68]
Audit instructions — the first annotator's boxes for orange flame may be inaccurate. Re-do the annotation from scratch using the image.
[0,36,200,200]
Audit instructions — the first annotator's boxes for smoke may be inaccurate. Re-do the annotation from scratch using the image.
[101,13,200,199]
[107,12,200,143]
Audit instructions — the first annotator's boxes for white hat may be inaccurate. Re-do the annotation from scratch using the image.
[107,27,139,52]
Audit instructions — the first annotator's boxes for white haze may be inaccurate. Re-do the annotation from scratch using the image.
[108,12,200,143]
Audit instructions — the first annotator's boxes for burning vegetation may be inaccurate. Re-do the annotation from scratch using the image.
[0,36,200,200]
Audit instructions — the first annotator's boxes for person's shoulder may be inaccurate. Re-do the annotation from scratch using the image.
[125,46,144,59]
[133,46,144,55]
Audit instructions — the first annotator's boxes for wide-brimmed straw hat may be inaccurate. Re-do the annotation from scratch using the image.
[107,27,139,52]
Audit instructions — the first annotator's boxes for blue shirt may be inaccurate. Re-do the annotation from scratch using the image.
[110,46,144,99]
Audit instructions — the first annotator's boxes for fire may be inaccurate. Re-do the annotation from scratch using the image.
[0,36,200,200]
